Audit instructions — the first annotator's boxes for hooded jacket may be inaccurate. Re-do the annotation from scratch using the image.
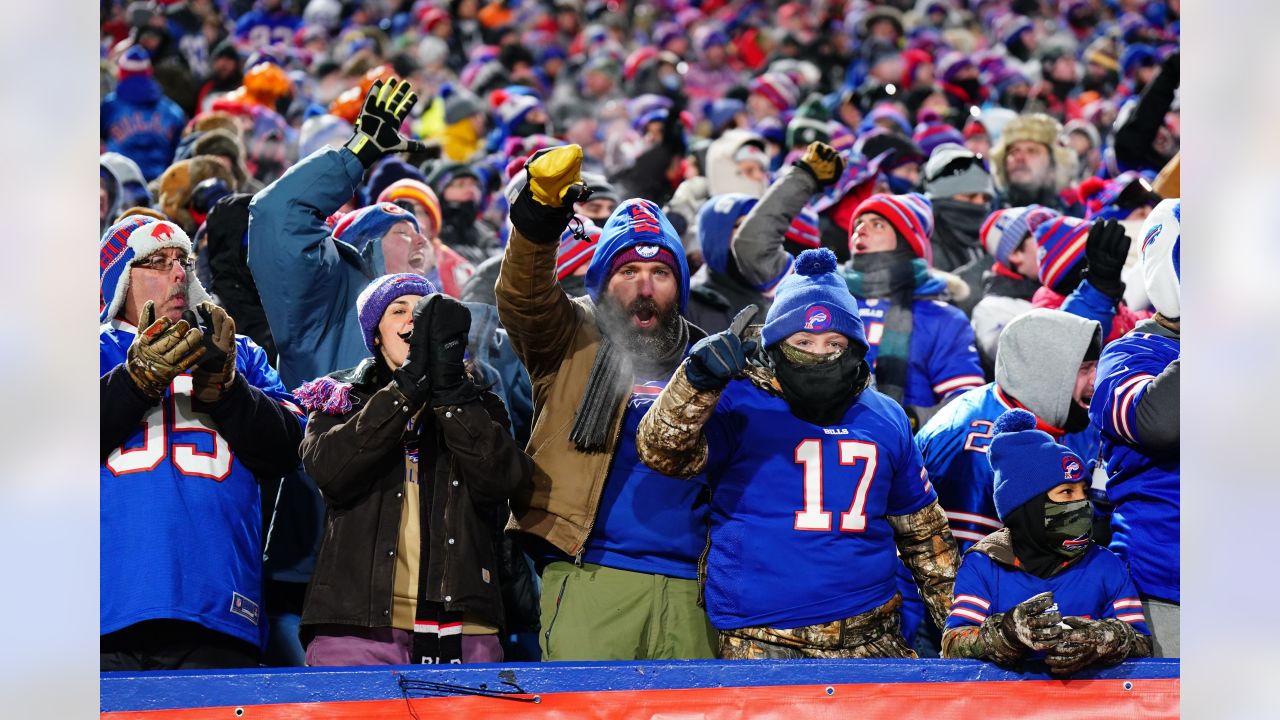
[101,78,188,182]
[687,164,814,333]
[704,129,770,198]
[918,309,1104,551]
[495,199,702,558]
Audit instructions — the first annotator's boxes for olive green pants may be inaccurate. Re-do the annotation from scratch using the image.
[538,561,717,661]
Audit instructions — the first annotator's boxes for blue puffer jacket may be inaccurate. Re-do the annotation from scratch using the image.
[248,147,375,390]
[100,78,187,182]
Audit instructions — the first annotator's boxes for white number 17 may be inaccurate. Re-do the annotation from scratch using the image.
[793,438,878,532]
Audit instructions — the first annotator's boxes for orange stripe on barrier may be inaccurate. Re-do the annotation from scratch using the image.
[101,678,1180,720]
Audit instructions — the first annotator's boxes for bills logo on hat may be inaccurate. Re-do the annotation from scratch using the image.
[1141,223,1162,254]
[380,202,409,215]
[1062,455,1084,481]
[151,223,175,242]
[634,244,660,258]
[804,305,831,331]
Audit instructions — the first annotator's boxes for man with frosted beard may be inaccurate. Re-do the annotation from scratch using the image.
[495,145,717,660]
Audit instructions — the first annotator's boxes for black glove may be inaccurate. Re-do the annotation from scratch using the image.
[794,141,846,187]
[1083,219,1131,299]
[684,306,758,391]
[997,591,1065,652]
[425,296,478,407]
[507,145,590,244]
[393,294,438,406]
[344,78,426,168]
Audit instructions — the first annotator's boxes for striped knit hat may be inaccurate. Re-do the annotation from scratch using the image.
[117,46,152,81]
[556,215,602,281]
[913,119,966,159]
[1035,216,1091,294]
[378,179,443,237]
[750,72,800,113]
[355,273,438,353]
[100,217,211,324]
[851,192,935,265]
[981,205,1060,266]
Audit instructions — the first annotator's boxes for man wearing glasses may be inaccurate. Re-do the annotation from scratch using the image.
[99,216,304,670]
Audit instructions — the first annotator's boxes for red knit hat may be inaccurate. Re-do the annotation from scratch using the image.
[850,193,935,265]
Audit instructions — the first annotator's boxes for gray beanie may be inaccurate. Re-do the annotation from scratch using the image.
[443,86,486,125]
[923,143,995,200]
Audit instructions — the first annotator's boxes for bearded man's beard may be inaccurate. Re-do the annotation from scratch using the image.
[595,293,683,362]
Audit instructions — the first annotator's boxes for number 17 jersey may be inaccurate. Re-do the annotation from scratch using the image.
[701,380,936,630]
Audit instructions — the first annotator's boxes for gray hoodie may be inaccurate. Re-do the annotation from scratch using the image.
[994,308,1102,428]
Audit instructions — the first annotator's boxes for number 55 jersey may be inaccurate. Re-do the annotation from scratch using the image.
[100,319,305,651]
[698,380,937,630]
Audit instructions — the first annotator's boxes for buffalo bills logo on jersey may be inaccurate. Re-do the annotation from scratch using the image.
[1141,223,1162,255]
[634,244,660,258]
[1062,455,1084,480]
[628,381,665,409]
[804,305,831,331]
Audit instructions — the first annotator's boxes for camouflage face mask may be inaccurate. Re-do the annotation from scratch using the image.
[1044,498,1093,558]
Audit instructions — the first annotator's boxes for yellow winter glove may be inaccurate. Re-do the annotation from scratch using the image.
[527,144,587,208]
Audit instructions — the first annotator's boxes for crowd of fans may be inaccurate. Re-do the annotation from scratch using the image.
[100,0,1180,672]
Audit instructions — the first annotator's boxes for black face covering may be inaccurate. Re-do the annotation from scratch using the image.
[511,119,548,138]
[953,78,982,104]
[1050,79,1077,100]
[442,199,478,224]
[768,344,870,426]
[932,198,990,249]
[1003,496,1094,578]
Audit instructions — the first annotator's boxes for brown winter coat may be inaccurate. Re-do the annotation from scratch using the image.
[494,227,629,557]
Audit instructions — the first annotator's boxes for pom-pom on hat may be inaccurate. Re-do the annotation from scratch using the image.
[761,248,868,352]
[989,408,1088,520]
[355,273,439,353]
[851,192,935,265]
[1035,216,1091,294]
[99,217,212,324]
[1140,198,1180,319]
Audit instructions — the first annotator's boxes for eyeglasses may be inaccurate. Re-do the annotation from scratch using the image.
[133,254,194,273]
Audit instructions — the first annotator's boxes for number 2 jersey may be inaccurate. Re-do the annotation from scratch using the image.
[700,379,936,630]
[915,383,1100,552]
[100,320,305,650]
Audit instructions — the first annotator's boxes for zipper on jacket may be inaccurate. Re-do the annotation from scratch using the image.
[573,395,631,567]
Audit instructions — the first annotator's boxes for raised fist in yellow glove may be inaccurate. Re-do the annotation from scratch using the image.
[527,144,589,208]
[508,144,594,244]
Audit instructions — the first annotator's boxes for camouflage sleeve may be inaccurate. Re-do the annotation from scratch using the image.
[941,614,1027,667]
[888,499,961,630]
[635,362,720,478]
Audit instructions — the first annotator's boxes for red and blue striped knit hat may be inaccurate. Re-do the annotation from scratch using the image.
[1035,216,1091,294]
[100,216,211,324]
[556,215,602,281]
[851,192,935,266]
[981,205,1060,266]
[749,72,800,113]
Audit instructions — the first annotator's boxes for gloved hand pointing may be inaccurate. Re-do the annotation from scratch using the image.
[685,306,759,391]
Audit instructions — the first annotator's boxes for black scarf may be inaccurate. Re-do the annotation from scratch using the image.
[769,344,870,426]
[846,249,921,405]
[568,298,689,452]
[1004,181,1060,209]
[931,198,991,271]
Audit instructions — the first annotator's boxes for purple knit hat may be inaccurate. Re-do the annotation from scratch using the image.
[355,273,439,353]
